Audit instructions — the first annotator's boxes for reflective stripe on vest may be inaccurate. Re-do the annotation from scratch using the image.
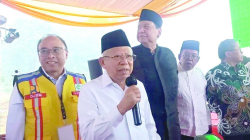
[29,78,43,140]
[19,71,86,140]
[73,76,81,140]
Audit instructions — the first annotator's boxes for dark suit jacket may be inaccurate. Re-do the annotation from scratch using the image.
[131,44,181,140]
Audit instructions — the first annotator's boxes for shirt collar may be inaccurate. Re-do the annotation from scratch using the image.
[140,44,158,55]
[220,62,241,71]
[41,67,67,81]
[101,70,128,90]
[102,70,114,88]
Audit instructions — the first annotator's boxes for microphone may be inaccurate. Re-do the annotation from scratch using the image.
[125,76,142,126]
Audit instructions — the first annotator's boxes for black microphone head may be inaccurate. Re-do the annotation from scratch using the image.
[125,76,137,86]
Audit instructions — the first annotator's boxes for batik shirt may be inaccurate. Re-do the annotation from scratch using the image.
[206,62,250,136]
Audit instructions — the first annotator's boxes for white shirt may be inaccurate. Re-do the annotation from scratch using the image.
[78,70,160,140]
[6,68,66,140]
[245,62,250,71]
[177,63,210,137]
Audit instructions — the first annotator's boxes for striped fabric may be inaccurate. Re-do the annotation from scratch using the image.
[29,78,43,140]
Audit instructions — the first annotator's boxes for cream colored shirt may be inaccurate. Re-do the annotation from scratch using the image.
[177,63,210,137]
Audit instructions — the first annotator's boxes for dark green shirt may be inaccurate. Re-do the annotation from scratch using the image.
[206,62,250,136]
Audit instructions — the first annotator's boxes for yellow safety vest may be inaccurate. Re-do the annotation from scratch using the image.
[17,68,86,140]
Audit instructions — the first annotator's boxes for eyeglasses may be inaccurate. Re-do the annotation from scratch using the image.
[138,24,152,30]
[182,53,199,60]
[38,47,66,56]
[103,54,136,62]
[228,48,242,53]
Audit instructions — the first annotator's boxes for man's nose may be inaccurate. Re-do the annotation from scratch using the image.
[186,55,193,60]
[47,50,55,58]
[119,56,129,64]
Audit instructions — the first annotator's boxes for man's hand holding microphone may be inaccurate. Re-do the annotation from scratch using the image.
[117,76,142,126]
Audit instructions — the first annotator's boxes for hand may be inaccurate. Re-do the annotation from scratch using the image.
[117,85,141,115]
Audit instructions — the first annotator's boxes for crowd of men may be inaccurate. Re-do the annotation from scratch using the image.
[5,9,250,140]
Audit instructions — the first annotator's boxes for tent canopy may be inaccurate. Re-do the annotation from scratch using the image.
[1,0,206,27]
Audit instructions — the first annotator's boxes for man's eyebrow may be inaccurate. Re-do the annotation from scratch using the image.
[139,23,150,26]
[39,46,61,49]
[39,47,47,50]
[183,53,199,56]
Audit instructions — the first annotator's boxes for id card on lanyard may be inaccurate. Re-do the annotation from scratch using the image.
[58,95,76,140]
[58,124,75,140]
[58,76,83,140]
[29,77,76,140]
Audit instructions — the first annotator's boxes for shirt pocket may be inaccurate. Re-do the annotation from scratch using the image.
[71,94,79,119]
[24,97,50,124]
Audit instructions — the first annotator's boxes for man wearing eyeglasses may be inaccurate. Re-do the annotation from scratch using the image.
[177,40,211,140]
[206,39,250,140]
[6,35,86,140]
[131,9,181,140]
[78,29,160,140]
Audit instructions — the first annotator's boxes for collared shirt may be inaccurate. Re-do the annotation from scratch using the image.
[6,68,67,140]
[206,62,250,136]
[177,63,210,137]
[42,67,67,97]
[78,70,160,140]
